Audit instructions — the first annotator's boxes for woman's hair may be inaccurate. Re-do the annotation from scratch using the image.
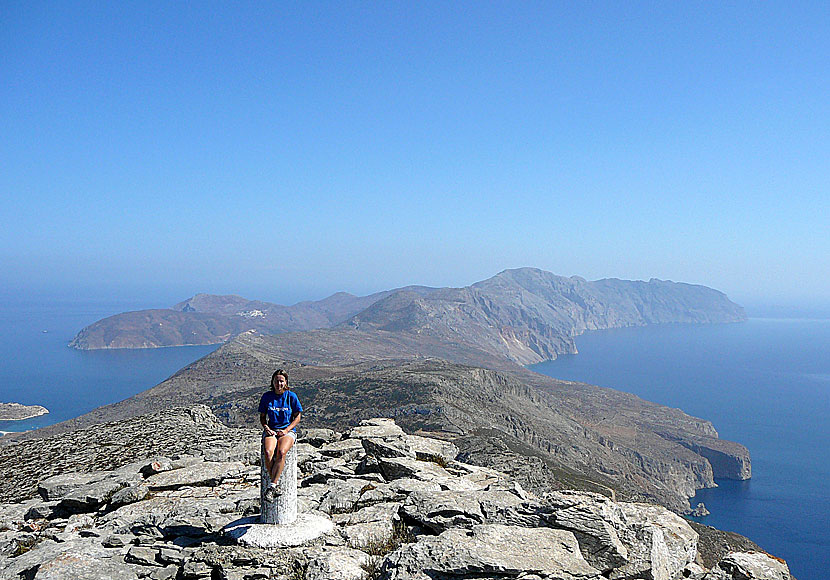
[271,369,289,390]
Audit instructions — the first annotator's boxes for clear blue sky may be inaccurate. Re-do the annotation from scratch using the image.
[2,2,828,310]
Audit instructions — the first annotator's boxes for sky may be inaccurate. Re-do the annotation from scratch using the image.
[2,2,828,311]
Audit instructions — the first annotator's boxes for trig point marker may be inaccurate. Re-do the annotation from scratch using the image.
[223,440,333,547]
[261,444,298,524]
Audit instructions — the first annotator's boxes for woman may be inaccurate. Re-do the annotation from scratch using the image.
[258,369,302,501]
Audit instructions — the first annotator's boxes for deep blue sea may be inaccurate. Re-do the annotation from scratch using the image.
[0,299,217,433]
[532,318,830,580]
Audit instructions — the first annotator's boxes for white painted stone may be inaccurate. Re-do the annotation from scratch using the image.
[223,514,334,548]
[261,443,297,524]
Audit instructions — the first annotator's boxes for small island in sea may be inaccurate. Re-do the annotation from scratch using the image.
[0,402,49,421]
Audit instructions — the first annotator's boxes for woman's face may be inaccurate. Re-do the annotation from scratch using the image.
[273,374,288,393]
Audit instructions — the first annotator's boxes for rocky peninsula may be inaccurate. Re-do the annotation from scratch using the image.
[69,268,746,355]
[0,406,788,580]
[0,403,48,422]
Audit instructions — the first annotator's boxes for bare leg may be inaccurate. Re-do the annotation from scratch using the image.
[270,434,296,485]
[262,435,277,482]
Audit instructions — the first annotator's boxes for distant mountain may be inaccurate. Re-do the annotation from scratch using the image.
[69,269,745,361]
[68,289,413,349]
[344,268,746,364]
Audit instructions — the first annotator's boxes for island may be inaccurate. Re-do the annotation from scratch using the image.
[0,402,49,421]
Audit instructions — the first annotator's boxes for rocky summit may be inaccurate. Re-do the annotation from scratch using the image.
[0,406,788,580]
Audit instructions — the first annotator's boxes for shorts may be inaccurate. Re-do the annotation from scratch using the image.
[262,429,297,441]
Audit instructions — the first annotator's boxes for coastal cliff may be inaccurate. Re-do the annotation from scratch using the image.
[69,268,746,357]
[0,407,787,580]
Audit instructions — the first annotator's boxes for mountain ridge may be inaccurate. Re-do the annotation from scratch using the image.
[69,268,746,366]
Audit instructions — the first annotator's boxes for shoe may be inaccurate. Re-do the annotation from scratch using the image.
[264,484,279,502]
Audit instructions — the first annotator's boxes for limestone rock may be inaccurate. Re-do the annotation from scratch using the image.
[143,461,245,490]
[377,457,451,481]
[611,502,698,580]
[401,490,483,532]
[348,418,406,439]
[708,551,792,580]
[362,437,415,459]
[38,472,109,502]
[58,478,129,513]
[320,439,365,459]
[110,482,150,508]
[31,551,140,580]
[0,536,114,580]
[380,524,602,579]
[539,491,629,572]
[318,479,380,514]
[140,457,174,477]
[404,434,458,464]
[302,428,341,447]
[302,546,370,580]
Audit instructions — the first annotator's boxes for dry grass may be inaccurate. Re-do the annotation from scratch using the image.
[356,519,416,580]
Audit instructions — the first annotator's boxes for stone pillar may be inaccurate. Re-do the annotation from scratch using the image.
[260,443,298,524]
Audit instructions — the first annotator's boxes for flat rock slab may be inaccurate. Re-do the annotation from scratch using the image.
[31,551,140,580]
[144,461,245,490]
[223,514,334,548]
[383,523,602,580]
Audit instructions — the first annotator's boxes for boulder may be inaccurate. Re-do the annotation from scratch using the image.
[708,551,792,580]
[611,502,698,580]
[539,491,630,572]
[110,483,150,508]
[401,490,484,532]
[302,428,341,447]
[318,479,381,515]
[377,457,452,482]
[380,524,601,579]
[348,419,406,440]
[361,437,415,459]
[404,434,458,464]
[319,439,365,459]
[0,536,116,580]
[58,478,128,513]
[38,472,109,502]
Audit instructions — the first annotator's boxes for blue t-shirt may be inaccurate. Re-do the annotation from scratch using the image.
[258,390,303,430]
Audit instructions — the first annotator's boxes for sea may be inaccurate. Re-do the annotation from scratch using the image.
[0,298,217,433]
[0,300,827,578]
[532,318,830,580]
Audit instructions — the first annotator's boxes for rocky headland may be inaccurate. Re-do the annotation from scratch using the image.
[0,406,789,580]
[0,403,48,422]
[69,268,746,356]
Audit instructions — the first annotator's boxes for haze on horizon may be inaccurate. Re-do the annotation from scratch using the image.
[2,4,828,314]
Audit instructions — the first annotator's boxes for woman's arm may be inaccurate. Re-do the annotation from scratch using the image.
[260,412,275,436]
[275,412,302,436]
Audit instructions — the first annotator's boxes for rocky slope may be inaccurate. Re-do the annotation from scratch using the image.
[69,268,744,355]
[11,338,749,513]
[0,407,788,580]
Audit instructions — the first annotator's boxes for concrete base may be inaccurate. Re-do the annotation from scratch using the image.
[223,514,335,548]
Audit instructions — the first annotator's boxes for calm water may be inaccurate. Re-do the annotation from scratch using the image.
[0,299,217,433]
[532,319,830,580]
